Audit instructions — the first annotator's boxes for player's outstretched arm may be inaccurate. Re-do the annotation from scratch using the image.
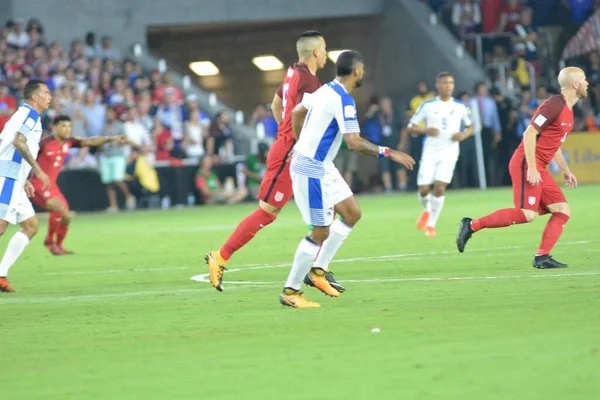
[291,104,309,140]
[80,135,126,148]
[344,133,415,170]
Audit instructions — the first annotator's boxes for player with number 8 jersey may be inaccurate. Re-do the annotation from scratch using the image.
[204,31,331,292]
[456,67,588,269]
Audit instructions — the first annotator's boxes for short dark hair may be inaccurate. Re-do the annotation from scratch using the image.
[299,30,323,39]
[474,81,486,93]
[23,79,45,100]
[437,72,453,81]
[336,50,363,77]
[53,115,71,125]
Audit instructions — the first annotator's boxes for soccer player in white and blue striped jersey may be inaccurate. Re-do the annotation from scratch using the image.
[407,72,473,238]
[279,51,415,308]
[0,80,52,293]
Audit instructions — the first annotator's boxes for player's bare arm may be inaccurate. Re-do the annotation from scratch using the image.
[553,149,577,189]
[523,125,542,186]
[13,132,50,189]
[407,124,439,136]
[291,104,309,140]
[80,135,127,147]
[452,125,474,142]
[344,132,415,170]
[271,93,283,125]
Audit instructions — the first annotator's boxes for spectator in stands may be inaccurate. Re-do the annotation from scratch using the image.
[156,88,185,155]
[153,119,174,161]
[153,71,183,104]
[98,35,119,60]
[184,109,206,159]
[481,0,504,33]
[83,32,97,58]
[474,81,501,186]
[512,8,539,73]
[123,107,153,163]
[452,0,482,41]
[35,62,54,91]
[406,81,435,189]
[107,77,126,105]
[6,18,29,48]
[99,107,136,212]
[184,94,211,128]
[237,142,269,202]
[207,110,233,160]
[510,43,531,90]
[496,0,524,33]
[490,87,519,185]
[83,88,106,138]
[195,156,244,205]
[249,103,278,143]
[137,97,154,132]
[376,96,407,193]
[0,81,16,131]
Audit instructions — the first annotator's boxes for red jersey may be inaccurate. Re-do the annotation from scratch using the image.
[511,95,573,168]
[275,62,321,147]
[32,136,82,183]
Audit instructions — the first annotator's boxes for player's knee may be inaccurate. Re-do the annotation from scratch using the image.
[61,210,72,225]
[259,200,281,216]
[418,186,430,197]
[21,219,39,238]
[522,209,537,222]
[432,183,447,197]
[550,203,571,217]
[310,227,329,244]
[343,208,362,226]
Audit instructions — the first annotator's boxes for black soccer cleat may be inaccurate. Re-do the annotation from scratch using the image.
[456,217,474,253]
[533,255,568,269]
[304,270,346,293]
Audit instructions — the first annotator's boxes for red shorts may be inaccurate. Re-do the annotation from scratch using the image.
[30,179,69,210]
[257,140,294,207]
[510,163,566,215]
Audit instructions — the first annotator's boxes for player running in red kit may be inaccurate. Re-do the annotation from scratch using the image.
[30,115,126,255]
[456,67,588,269]
[205,31,333,292]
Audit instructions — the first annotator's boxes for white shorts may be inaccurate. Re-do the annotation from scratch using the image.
[417,155,458,186]
[0,177,35,225]
[291,168,353,227]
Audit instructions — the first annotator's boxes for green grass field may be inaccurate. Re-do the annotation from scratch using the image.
[1,185,599,400]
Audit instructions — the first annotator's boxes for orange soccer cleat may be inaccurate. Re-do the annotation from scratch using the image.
[304,268,340,297]
[280,290,321,308]
[205,251,227,291]
[425,226,437,237]
[0,277,15,293]
[416,211,430,230]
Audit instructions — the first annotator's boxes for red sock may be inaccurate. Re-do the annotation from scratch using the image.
[471,208,528,232]
[220,208,277,260]
[46,211,62,243]
[56,223,69,248]
[537,212,569,255]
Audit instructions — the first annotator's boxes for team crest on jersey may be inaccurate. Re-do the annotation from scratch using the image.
[274,192,284,202]
[528,196,536,205]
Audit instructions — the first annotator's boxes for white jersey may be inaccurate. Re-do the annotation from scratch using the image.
[0,104,43,185]
[408,97,471,159]
[291,80,360,178]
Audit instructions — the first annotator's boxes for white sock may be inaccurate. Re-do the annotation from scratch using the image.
[285,237,320,290]
[419,193,432,212]
[314,219,353,271]
[0,231,30,277]
[426,196,445,228]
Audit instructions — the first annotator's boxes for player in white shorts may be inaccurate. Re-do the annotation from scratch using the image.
[407,72,473,238]
[280,51,415,308]
[0,80,51,292]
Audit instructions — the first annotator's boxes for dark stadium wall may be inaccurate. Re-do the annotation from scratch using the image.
[147,17,381,116]
[8,0,383,49]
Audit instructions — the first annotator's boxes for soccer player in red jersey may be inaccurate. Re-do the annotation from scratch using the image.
[205,31,328,291]
[30,115,126,255]
[456,67,588,269]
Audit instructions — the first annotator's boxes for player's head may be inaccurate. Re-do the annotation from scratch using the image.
[435,72,455,99]
[297,30,327,70]
[336,50,364,90]
[558,67,588,99]
[24,79,52,111]
[52,115,73,140]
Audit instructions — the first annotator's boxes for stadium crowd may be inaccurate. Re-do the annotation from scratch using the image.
[1,3,598,205]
